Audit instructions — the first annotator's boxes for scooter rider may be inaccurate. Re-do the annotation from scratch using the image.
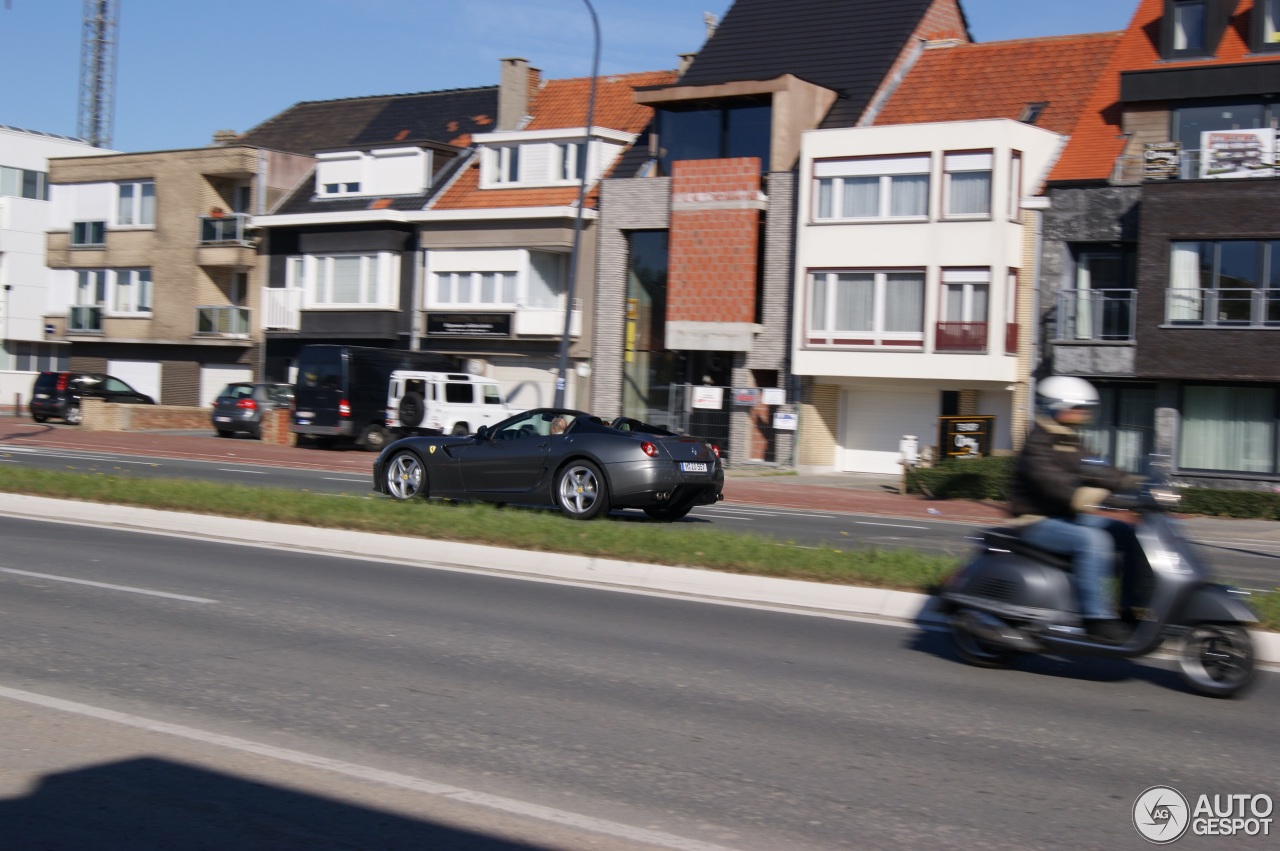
[1009,376,1143,644]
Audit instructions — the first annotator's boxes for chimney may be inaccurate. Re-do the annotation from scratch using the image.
[678,52,697,74]
[498,57,532,131]
[211,129,238,146]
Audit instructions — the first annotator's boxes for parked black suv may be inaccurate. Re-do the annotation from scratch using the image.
[29,371,156,425]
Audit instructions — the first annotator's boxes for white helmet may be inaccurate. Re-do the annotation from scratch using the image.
[1035,375,1099,412]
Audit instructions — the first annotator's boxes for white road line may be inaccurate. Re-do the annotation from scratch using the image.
[701,506,837,519]
[0,567,217,604]
[856,521,929,530]
[0,448,159,465]
[321,477,368,483]
[0,685,739,851]
[218,468,268,474]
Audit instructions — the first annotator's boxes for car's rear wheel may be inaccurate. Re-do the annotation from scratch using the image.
[556,460,610,520]
[384,450,427,501]
[215,429,233,438]
[64,404,82,425]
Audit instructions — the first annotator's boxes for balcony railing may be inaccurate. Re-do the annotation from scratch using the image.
[199,213,250,245]
[196,305,250,337]
[68,305,103,333]
[263,287,303,330]
[1005,322,1018,354]
[1166,288,1280,327]
[1056,289,1137,341]
[934,321,987,353]
[1108,148,1279,184]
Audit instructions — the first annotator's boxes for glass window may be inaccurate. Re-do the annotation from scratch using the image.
[117,181,155,225]
[1265,0,1280,44]
[1079,385,1156,472]
[111,269,152,314]
[483,385,502,405]
[1174,1,1207,52]
[1174,102,1267,150]
[71,221,106,246]
[814,156,930,221]
[22,169,44,200]
[444,383,474,404]
[944,152,993,217]
[656,99,773,176]
[1009,152,1023,220]
[623,230,671,422]
[1180,385,1276,473]
[295,253,393,308]
[1167,240,1280,325]
[0,166,18,197]
[529,252,566,309]
[806,270,924,345]
[430,271,517,308]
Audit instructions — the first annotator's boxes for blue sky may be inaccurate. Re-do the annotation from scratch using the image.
[0,0,1136,153]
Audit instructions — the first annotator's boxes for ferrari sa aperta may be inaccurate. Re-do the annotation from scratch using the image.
[372,408,724,520]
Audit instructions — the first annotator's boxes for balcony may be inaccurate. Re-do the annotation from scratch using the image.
[195,305,250,337]
[263,287,303,331]
[1056,289,1137,341]
[1166,288,1280,327]
[513,300,583,337]
[1005,322,1018,355]
[934,321,987,353]
[68,305,103,334]
[195,213,255,268]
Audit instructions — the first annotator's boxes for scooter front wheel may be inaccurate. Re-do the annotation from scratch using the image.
[1178,623,1255,698]
[950,609,1016,669]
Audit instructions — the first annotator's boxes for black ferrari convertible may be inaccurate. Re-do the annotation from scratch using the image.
[372,408,724,520]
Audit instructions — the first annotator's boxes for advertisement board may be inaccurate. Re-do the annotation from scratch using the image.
[691,386,724,410]
[1200,129,1275,179]
[1143,141,1180,179]
[937,415,996,460]
[426,313,512,338]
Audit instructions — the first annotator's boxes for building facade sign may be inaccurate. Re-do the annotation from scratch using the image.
[1143,141,1180,179]
[937,415,996,460]
[426,312,512,338]
[1200,129,1275,179]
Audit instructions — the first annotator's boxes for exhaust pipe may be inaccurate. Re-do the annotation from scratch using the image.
[958,609,1032,649]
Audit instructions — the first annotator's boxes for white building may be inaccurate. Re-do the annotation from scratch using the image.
[792,119,1063,474]
[0,125,112,403]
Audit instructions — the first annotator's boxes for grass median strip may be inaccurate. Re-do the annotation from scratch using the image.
[0,466,1275,631]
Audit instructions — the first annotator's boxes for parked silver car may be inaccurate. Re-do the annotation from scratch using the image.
[211,382,294,439]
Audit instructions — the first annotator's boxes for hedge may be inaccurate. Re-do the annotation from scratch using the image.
[905,457,1280,520]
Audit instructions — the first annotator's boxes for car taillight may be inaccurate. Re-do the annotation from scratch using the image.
[640,441,659,457]
[55,373,69,391]
[338,399,351,417]
[236,398,257,410]
[708,443,720,458]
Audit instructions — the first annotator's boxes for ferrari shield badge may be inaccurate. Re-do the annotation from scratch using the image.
[429,445,437,454]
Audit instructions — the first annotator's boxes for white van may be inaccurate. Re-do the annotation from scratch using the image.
[385,371,515,436]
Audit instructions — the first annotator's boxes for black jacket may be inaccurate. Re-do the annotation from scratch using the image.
[1009,416,1132,520]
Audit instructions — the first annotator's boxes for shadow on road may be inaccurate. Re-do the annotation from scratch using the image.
[905,629,1196,696]
[0,757,551,851]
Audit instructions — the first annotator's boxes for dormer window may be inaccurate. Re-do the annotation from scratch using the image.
[322,182,361,195]
[558,142,586,181]
[494,146,520,184]
[1173,1,1206,53]
[1254,0,1280,51]
[474,128,632,189]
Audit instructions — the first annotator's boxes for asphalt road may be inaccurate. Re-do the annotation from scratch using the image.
[0,514,1275,850]
[3,440,1278,591]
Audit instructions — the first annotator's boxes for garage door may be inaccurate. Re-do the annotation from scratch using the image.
[840,386,939,474]
[107,360,162,404]
[200,364,253,408]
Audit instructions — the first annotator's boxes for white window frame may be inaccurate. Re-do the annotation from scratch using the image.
[1008,151,1023,221]
[110,268,153,315]
[491,145,521,185]
[432,271,519,308]
[71,220,106,247]
[805,269,926,348]
[813,156,930,222]
[940,269,991,323]
[291,253,397,309]
[557,141,586,182]
[944,151,994,219]
[116,180,156,226]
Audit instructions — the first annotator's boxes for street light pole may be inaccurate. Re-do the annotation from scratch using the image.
[552,0,600,409]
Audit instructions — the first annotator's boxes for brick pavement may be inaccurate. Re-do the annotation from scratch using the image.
[0,418,1008,523]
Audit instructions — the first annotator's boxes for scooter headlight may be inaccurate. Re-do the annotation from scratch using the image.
[1150,487,1181,507]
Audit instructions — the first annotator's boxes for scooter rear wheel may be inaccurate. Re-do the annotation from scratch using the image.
[950,610,1016,669]
[1177,623,1254,698]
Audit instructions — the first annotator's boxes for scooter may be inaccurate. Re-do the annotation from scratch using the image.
[937,459,1258,698]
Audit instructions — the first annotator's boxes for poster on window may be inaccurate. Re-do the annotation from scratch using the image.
[1199,129,1276,179]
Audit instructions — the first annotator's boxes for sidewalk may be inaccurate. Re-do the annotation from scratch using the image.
[0,417,1009,524]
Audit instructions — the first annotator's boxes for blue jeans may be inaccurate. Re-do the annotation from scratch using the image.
[1020,515,1139,620]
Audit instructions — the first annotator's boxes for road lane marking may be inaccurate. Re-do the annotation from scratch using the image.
[321,477,368,483]
[0,567,217,604]
[218,468,268,474]
[0,685,739,851]
[856,521,928,530]
[700,506,837,519]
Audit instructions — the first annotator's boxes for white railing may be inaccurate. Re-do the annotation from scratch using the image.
[263,287,303,330]
[199,213,251,245]
[1166,288,1280,327]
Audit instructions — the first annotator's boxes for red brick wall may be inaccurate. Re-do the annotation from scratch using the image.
[916,0,968,42]
[667,159,761,325]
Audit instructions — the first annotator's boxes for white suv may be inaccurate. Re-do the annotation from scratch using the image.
[385,371,515,436]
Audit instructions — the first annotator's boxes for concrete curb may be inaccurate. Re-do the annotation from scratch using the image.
[2,493,1277,667]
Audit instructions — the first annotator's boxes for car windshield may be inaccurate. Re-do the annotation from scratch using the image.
[492,411,580,439]
[219,384,255,399]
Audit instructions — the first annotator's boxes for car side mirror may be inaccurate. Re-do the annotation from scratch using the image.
[475,425,490,441]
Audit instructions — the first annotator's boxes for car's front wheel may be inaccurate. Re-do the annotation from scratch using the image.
[384,450,428,501]
[64,404,82,425]
[556,460,610,520]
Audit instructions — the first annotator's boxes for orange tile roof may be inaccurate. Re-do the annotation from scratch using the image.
[1052,0,1280,182]
[874,32,1122,136]
[432,70,677,212]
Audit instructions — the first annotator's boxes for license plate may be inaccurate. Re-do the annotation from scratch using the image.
[214,416,231,422]
[35,393,48,399]
[295,411,314,419]
[681,462,708,473]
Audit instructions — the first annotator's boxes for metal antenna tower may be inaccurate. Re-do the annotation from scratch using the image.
[77,0,119,148]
